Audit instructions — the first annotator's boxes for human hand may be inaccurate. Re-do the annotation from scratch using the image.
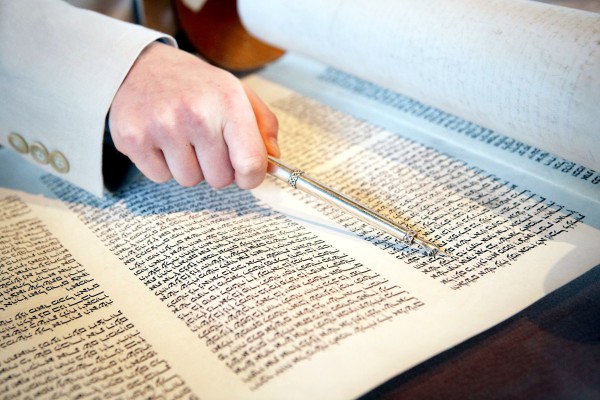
[108,42,279,189]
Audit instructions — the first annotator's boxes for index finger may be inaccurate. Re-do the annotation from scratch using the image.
[222,85,269,189]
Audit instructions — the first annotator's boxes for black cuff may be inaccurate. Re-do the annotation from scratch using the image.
[103,116,133,192]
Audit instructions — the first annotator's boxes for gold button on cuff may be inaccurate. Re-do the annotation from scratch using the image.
[8,132,29,154]
[49,150,69,174]
[30,141,49,164]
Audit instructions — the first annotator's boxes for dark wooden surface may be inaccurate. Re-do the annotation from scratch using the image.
[360,265,600,400]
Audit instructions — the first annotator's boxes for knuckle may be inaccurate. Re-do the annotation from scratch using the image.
[176,174,202,188]
[155,96,209,139]
[141,165,171,184]
[237,175,265,190]
[207,174,234,189]
[150,174,171,184]
[173,162,204,187]
[112,128,144,155]
[220,83,247,109]
[234,155,267,189]
[235,155,266,177]
[153,107,183,140]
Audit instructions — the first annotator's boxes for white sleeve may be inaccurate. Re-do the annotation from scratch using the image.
[0,0,177,196]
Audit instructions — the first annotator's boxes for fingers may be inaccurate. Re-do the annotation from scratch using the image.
[243,83,280,158]
[221,84,270,189]
[187,102,235,188]
[162,143,204,187]
[131,147,174,183]
[108,43,280,190]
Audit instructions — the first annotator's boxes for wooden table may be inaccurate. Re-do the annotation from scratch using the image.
[361,266,600,399]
